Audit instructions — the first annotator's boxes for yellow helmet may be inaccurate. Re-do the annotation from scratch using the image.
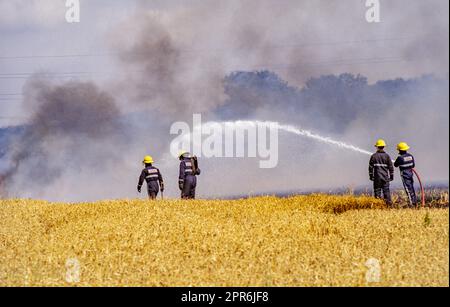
[397,142,410,151]
[374,139,387,148]
[143,155,154,164]
[178,151,189,159]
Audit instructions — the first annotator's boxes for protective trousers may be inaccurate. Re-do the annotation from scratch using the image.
[147,181,160,200]
[374,181,392,205]
[182,175,197,199]
[401,175,417,207]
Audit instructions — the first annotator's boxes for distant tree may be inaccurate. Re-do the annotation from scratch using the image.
[218,71,300,119]
[216,70,445,133]
[301,74,369,132]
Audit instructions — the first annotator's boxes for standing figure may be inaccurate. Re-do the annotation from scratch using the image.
[369,139,394,205]
[178,152,201,199]
[394,142,417,208]
[137,155,164,200]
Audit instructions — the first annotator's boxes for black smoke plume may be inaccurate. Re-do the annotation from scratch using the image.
[0,78,126,199]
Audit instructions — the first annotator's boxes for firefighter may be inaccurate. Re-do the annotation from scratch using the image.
[137,156,164,200]
[369,139,394,205]
[394,142,417,208]
[178,151,201,199]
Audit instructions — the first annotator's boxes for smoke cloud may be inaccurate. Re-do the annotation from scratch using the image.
[0,78,132,200]
[0,0,448,201]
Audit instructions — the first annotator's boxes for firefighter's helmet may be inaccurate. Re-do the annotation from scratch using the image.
[397,142,410,151]
[374,139,387,148]
[143,155,154,164]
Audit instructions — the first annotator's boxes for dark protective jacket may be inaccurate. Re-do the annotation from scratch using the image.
[179,157,201,185]
[394,152,415,179]
[179,156,201,199]
[138,165,164,192]
[369,150,394,184]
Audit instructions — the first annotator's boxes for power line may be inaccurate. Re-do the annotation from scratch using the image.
[0,116,27,121]
[0,75,101,80]
[0,37,412,61]
[0,53,117,60]
[0,56,409,80]
[0,53,412,112]
[0,72,95,76]
[0,71,104,79]
[0,55,411,106]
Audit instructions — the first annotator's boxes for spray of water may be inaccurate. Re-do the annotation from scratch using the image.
[186,120,373,156]
[271,122,373,156]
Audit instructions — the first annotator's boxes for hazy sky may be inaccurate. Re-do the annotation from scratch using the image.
[1,0,448,127]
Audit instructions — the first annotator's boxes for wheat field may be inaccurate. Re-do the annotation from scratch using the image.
[0,195,448,287]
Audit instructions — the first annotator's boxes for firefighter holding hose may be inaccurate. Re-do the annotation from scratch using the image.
[369,139,394,205]
[394,142,417,208]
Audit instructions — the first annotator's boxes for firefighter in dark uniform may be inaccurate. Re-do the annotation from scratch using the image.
[178,152,201,199]
[369,139,394,205]
[394,142,417,207]
[137,156,164,200]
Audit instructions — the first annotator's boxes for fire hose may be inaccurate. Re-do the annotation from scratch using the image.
[412,168,426,208]
[391,159,426,208]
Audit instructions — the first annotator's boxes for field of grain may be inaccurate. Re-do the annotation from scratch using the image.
[0,195,448,287]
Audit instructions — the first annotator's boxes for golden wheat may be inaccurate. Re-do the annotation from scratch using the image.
[0,195,448,287]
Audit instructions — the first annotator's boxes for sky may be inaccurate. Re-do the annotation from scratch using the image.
[0,0,448,201]
[1,0,448,126]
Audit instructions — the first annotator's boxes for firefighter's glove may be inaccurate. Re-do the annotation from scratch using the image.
[160,182,165,192]
[179,181,184,191]
[137,185,142,193]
